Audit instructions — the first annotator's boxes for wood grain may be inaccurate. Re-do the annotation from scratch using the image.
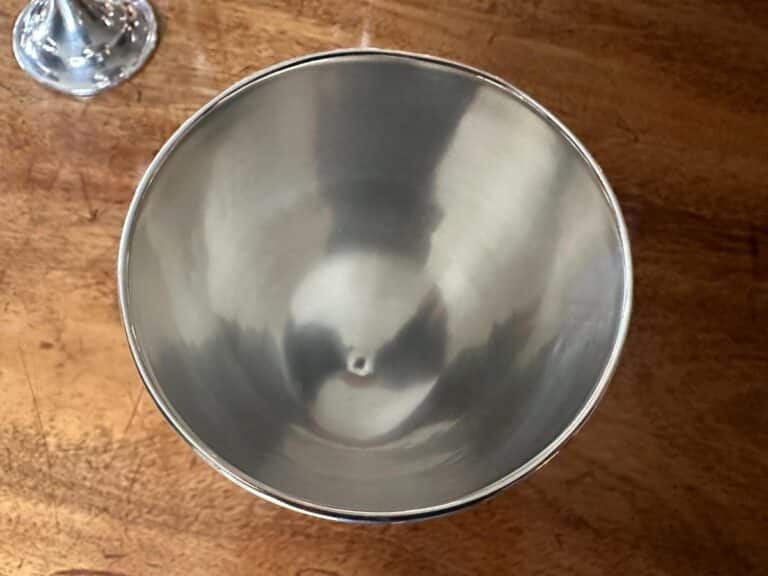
[1,1,766,574]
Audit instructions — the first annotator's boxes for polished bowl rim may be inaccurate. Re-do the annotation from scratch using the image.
[117,48,633,523]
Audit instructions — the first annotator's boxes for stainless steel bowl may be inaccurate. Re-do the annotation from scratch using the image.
[118,49,632,522]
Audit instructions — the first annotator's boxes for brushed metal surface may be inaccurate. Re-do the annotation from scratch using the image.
[119,50,632,521]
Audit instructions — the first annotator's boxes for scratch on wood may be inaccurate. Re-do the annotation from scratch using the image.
[77,101,91,121]
[616,114,640,144]
[296,569,341,576]
[359,0,374,47]
[50,570,129,576]
[18,341,60,532]
[189,507,204,530]
[122,386,144,437]
[79,173,98,222]
[66,370,87,389]
[125,449,146,507]
[109,386,145,468]
[64,532,84,557]
[46,161,63,194]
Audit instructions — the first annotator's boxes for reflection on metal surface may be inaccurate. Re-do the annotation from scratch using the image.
[118,50,632,522]
[13,0,157,97]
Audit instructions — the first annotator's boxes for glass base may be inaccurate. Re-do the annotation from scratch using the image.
[13,0,158,97]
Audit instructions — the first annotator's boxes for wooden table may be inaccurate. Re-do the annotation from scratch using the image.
[1,1,766,574]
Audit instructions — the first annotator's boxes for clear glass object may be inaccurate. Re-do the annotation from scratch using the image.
[13,0,158,97]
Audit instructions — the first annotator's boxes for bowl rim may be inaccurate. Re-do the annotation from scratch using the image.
[117,48,633,523]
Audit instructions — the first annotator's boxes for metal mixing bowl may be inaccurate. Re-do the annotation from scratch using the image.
[118,49,632,522]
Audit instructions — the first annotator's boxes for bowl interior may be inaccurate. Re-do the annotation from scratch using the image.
[122,53,629,518]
